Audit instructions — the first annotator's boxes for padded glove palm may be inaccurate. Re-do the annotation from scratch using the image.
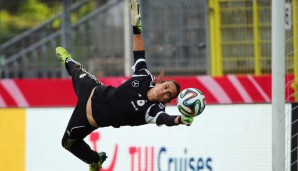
[129,0,142,30]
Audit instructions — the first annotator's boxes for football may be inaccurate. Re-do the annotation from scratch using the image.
[176,88,206,117]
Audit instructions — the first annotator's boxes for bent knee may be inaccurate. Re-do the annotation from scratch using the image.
[62,133,77,150]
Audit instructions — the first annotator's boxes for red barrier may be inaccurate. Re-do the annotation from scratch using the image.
[0,75,294,107]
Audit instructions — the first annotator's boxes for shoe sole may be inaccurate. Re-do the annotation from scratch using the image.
[55,47,71,63]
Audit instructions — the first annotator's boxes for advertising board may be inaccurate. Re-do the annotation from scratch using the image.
[22,104,275,171]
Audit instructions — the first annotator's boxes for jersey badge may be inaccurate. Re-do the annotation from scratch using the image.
[131,80,139,87]
[137,100,145,107]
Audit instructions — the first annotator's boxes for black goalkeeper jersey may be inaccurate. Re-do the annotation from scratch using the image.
[91,58,166,128]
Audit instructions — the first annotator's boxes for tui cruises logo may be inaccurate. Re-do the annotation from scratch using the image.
[89,131,213,171]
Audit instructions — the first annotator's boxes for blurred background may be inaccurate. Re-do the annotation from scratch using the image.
[0,0,298,171]
[0,0,209,78]
[1,0,297,103]
[1,0,292,78]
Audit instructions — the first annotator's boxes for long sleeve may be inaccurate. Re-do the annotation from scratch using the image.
[156,113,179,126]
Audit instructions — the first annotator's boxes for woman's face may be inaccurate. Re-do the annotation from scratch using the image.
[147,81,178,103]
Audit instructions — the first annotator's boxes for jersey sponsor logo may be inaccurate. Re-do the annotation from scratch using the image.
[131,80,139,87]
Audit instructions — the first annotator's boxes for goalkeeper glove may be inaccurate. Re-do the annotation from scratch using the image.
[129,0,142,32]
[179,115,194,126]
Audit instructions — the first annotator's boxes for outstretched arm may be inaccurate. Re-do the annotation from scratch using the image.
[130,0,146,64]
[133,34,145,51]
[130,0,145,52]
[156,113,194,126]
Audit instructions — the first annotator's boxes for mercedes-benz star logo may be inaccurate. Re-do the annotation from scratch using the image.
[131,80,139,87]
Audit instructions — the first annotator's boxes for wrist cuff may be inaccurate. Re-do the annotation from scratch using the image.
[133,50,145,58]
[178,116,183,124]
[133,26,142,34]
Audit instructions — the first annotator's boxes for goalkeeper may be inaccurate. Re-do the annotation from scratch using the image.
[58,0,194,171]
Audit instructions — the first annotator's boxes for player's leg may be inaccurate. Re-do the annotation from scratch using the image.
[56,47,107,169]
[55,46,103,97]
[61,104,107,168]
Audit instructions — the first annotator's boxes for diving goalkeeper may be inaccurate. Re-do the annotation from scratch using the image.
[58,0,194,170]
